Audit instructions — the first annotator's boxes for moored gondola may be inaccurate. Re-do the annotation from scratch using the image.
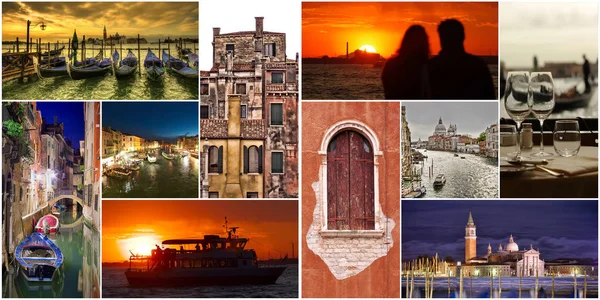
[162,50,198,79]
[67,51,113,80]
[144,49,165,80]
[111,50,138,79]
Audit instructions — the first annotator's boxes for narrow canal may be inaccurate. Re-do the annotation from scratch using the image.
[102,149,199,198]
[410,150,498,198]
[2,206,100,298]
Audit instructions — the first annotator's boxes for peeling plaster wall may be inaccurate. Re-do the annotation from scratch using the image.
[301,102,400,298]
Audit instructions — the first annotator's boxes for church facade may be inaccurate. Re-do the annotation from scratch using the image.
[461,212,545,277]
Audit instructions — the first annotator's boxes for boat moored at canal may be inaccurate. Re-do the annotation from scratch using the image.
[106,167,133,179]
[124,222,286,287]
[15,233,64,282]
[35,215,60,235]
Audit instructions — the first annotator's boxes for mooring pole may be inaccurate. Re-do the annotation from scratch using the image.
[137,34,141,74]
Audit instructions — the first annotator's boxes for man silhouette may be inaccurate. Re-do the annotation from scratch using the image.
[583,54,591,93]
[427,19,496,99]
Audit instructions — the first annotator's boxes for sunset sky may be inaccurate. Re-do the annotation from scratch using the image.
[302,2,498,58]
[2,2,198,42]
[102,200,298,263]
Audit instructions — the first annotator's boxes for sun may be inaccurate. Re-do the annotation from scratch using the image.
[117,234,161,259]
[359,45,376,53]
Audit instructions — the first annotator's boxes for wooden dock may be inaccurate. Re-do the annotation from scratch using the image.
[2,52,37,83]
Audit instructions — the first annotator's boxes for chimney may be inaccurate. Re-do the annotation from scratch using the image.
[255,17,264,37]
[212,27,220,38]
[223,95,243,198]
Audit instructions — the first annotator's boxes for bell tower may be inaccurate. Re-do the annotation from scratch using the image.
[465,211,477,262]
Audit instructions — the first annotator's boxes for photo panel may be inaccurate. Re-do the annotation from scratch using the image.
[2,2,199,100]
[2,102,101,298]
[499,1,598,198]
[101,199,298,297]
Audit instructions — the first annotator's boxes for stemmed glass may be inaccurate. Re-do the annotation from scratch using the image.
[529,72,555,157]
[503,71,531,159]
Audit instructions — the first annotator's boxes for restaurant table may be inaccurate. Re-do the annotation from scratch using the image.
[500,146,598,198]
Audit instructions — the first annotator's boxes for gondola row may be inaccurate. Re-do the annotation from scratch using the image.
[34,48,198,80]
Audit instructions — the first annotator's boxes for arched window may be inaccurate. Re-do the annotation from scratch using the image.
[243,145,263,174]
[208,146,222,173]
[248,146,259,173]
[327,130,374,230]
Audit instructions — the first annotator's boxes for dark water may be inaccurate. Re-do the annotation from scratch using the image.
[102,150,199,198]
[302,64,385,100]
[302,64,498,100]
[411,150,498,198]
[2,45,198,100]
[101,265,299,298]
[2,208,101,298]
[402,277,598,298]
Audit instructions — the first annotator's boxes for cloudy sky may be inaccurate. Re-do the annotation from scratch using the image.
[403,102,498,141]
[500,2,598,68]
[402,200,598,261]
[199,0,301,70]
[2,2,198,42]
[303,2,498,58]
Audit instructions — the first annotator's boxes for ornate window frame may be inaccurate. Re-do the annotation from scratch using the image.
[317,120,384,238]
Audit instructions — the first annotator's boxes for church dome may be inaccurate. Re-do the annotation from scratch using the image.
[506,234,519,252]
[434,117,446,135]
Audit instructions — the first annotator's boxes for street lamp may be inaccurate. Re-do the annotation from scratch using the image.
[26,19,46,52]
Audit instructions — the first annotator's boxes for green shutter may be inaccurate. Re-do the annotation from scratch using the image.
[243,146,249,174]
[217,146,223,173]
[258,146,263,174]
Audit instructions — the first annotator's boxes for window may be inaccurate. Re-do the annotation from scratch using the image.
[226,44,235,57]
[201,84,209,95]
[271,152,284,174]
[247,192,259,198]
[94,194,98,211]
[327,130,374,230]
[209,192,219,198]
[264,43,276,56]
[236,83,246,95]
[200,105,209,119]
[244,145,261,173]
[241,105,247,119]
[270,103,283,126]
[271,72,283,84]
[208,146,222,173]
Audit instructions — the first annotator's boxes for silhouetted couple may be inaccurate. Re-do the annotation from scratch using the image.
[382,19,495,100]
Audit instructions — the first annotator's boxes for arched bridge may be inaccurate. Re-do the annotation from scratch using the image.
[48,193,84,207]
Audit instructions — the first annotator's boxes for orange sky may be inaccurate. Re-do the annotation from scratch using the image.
[102,200,298,263]
[302,2,498,58]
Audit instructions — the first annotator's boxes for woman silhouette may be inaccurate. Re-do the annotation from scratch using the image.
[381,25,430,99]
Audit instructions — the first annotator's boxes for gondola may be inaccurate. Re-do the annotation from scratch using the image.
[42,46,65,57]
[111,50,138,79]
[67,52,113,80]
[176,44,192,59]
[162,50,198,79]
[15,233,64,282]
[188,53,199,69]
[33,56,68,79]
[144,49,165,80]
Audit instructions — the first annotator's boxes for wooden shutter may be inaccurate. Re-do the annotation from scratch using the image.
[258,146,263,174]
[327,131,374,230]
[217,146,223,173]
[243,146,249,174]
[273,43,276,56]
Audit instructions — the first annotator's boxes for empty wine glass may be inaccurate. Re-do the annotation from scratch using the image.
[504,71,531,159]
[529,72,555,157]
[500,124,519,160]
[553,120,581,157]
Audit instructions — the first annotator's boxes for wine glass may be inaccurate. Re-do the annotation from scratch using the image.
[553,120,581,157]
[529,72,555,157]
[503,71,531,159]
[500,124,519,160]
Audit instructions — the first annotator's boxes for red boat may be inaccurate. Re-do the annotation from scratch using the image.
[35,215,60,234]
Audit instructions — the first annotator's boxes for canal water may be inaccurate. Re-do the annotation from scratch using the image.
[102,150,199,198]
[402,277,598,298]
[101,264,298,298]
[2,207,101,298]
[410,150,498,198]
[2,44,198,100]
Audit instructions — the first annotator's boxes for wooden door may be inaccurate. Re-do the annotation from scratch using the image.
[327,131,374,230]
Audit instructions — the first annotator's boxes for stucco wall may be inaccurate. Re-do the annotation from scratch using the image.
[301,102,400,298]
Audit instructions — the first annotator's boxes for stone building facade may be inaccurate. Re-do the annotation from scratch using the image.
[302,102,400,298]
[401,106,411,178]
[83,102,101,230]
[200,16,298,198]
